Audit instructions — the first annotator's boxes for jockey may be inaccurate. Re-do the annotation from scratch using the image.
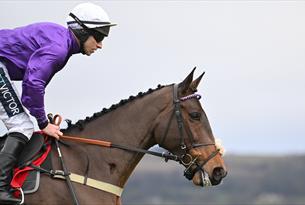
[0,2,116,204]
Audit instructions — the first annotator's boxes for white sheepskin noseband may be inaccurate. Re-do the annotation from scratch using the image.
[215,138,225,156]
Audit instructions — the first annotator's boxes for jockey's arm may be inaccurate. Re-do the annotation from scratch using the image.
[21,45,67,138]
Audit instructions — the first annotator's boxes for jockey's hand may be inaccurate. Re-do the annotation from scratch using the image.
[42,123,63,139]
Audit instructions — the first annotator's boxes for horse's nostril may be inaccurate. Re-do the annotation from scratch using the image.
[210,167,226,185]
[212,167,226,181]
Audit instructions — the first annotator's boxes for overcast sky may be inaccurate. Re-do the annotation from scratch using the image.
[1,1,305,154]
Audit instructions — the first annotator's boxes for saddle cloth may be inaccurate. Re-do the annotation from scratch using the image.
[0,132,51,193]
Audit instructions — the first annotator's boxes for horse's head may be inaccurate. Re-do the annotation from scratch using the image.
[153,68,227,187]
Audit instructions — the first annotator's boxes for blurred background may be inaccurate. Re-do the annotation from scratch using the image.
[1,1,305,204]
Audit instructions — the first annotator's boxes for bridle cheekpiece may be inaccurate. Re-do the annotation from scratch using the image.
[159,84,220,184]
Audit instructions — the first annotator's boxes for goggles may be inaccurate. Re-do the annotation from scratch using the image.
[89,29,105,42]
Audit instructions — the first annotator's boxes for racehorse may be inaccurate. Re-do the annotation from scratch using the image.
[25,68,227,205]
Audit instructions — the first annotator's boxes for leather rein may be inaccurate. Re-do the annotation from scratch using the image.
[56,84,219,181]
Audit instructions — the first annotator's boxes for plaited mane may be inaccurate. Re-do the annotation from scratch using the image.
[64,84,167,131]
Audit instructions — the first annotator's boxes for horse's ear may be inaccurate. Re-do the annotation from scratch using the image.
[190,71,205,92]
[179,67,196,94]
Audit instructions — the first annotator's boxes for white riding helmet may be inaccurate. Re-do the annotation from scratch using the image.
[66,2,116,36]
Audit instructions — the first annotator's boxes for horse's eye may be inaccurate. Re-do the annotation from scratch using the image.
[189,112,201,121]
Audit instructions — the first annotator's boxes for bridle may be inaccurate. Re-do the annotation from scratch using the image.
[53,84,220,182]
[159,84,220,181]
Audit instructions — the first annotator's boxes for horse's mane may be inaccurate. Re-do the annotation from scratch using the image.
[63,84,167,131]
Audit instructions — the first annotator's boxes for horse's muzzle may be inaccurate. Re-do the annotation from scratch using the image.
[210,167,227,185]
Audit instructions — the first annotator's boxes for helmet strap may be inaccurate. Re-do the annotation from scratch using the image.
[70,29,90,54]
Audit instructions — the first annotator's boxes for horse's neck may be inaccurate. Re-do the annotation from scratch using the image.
[63,87,171,188]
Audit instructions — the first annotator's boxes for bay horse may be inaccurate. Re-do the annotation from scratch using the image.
[25,68,227,205]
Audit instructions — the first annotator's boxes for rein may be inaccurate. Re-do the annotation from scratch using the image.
[59,135,180,162]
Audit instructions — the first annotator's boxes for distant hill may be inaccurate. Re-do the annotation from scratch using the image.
[122,154,305,205]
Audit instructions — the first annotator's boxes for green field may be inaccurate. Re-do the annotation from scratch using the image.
[122,154,305,205]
